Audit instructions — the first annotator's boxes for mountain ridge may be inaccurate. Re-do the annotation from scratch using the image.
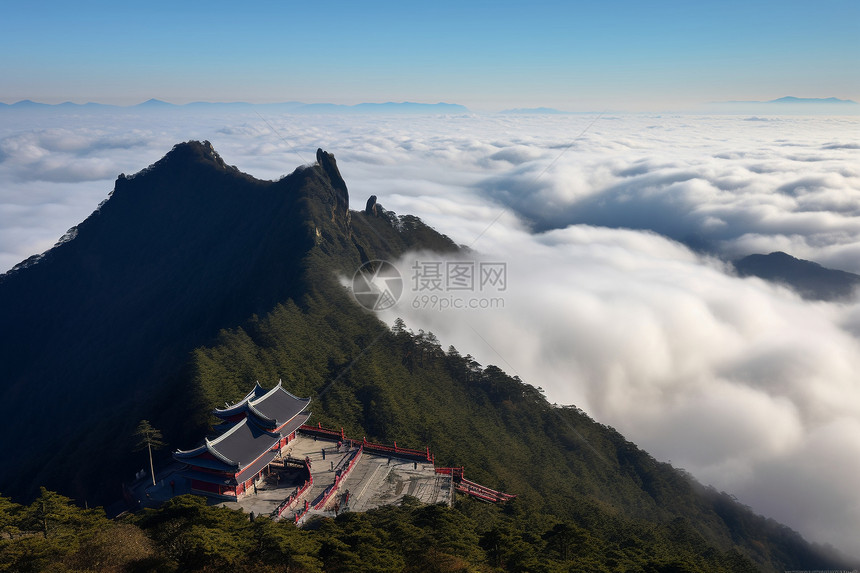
[0,140,320,501]
[0,140,458,506]
[769,96,857,104]
[0,141,852,571]
[716,96,858,105]
[734,251,860,301]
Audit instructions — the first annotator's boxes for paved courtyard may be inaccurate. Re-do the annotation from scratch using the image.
[221,434,451,522]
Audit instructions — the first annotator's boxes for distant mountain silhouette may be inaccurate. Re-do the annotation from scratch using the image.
[768,96,857,105]
[716,96,858,107]
[734,251,860,300]
[134,98,175,108]
[0,99,471,114]
[6,99,53,108]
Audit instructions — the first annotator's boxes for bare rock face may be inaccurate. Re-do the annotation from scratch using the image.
[365,195,378,216]
[315,149,350,227]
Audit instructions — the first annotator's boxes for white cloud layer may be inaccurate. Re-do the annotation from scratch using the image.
[2,109,860,557]
[379,234,860,554]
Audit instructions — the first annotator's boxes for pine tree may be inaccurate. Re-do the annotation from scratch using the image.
[0,494,22,539]
[134,420,165,487]
[24,487,77,539]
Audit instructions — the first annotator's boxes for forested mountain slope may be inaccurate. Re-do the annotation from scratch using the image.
[0,142,849,571]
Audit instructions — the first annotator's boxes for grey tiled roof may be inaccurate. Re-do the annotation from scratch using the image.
[214,380,310,429]
[174,382,312,477]
[212,418,281,467]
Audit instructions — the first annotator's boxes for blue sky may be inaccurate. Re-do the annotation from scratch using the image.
[2,0,858,110]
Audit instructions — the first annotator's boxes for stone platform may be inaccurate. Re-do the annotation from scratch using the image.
[220,434,451,522]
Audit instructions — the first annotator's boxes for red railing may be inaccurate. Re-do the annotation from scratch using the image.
[435,467,465,478]
[299,423,433,462]
[272,475,313,519]
[362,439,431,461]
[271,458,313,519]
[456,478,516,503]
[313,445,363,510]
[299,423,344,439]
[295,425,515,508]
[435,467,515,503]
[294,500,310,524]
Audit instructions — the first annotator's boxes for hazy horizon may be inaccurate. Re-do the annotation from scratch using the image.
[2,96,859,116]
[3,1,858,111]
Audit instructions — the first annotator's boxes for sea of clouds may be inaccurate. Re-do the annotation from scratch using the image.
[1,108,859,556]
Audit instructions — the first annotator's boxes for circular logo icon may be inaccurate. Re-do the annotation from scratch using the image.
[352,260,403,311]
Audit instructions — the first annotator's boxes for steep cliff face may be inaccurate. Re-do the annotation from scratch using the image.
[314,148,351,229]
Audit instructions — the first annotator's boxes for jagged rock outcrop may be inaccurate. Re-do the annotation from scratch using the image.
[365,195,378,216]
[315,148,351,228]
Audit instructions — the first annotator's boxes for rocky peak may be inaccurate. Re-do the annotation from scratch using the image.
[162,140,228,168]
[121,140,237,183]
[314,148,351,227]
[365,195,378,216]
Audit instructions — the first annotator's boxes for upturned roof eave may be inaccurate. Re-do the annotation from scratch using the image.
[212,381,267,417]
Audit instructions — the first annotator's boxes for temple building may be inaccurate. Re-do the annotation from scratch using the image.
[174,381,311,499]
